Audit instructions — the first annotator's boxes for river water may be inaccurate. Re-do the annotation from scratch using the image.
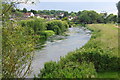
[28,27,91,77]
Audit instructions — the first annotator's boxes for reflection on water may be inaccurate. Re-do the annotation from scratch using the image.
[28,27,91,77]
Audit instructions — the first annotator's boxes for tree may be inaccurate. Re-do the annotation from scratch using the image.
[63,11,69,17]
[46,20,69,35]
[71,13,76,17]
[117,1,120,23]
[2,0,39,78]
[23,8,27,13]
[2,23,35,78]
[78,11,92,24]
[106,14,117,23]
[62,17,68,21]
[30,9,37,14]
[77,11,81,16]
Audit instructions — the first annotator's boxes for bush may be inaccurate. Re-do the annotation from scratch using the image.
[20,18,46,33]
[37,30,55,38]
[75,48,120,72]
[38,61,96,78]
[46,20,69,35]
[2,24,35,78]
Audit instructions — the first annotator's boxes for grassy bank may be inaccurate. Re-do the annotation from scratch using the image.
[88,24,118,57]
[37,24,120,78]
[87,24,119,78]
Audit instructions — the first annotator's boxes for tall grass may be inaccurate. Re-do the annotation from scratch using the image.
[88,24,118,57]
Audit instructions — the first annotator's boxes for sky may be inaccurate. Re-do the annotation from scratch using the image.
[18,0,118,15]
[40,0,119,2]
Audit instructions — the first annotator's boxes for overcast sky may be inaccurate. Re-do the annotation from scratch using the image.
[40,0,119,2]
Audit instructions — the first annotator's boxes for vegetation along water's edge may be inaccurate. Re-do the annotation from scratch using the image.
[36,24,120,78]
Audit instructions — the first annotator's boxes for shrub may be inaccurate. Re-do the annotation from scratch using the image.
[38,61,96,78]
[46,20,69,35]
[20,18,46,33]
[2,24,35,78]
[37,30,55,38]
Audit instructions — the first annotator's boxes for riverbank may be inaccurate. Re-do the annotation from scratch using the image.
[87,24,119,78]
[37,24,120,78]
[28,27,91,77]
[87,24,118,57]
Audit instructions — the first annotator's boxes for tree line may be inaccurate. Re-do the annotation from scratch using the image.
[13,8,118,24]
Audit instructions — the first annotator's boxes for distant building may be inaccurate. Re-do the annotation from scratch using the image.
[35,14,41,18]
[68,16,77,20]
[36,15,56,20]
[24,12,34,17]
[59,13,64,17]
[68,16,74,20]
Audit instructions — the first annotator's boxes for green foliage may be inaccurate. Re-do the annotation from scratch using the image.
[20,18,46,33]
[37,10,68,16]
[62,17,68,21]
[2,3,15,21]
[72,10,117,24]
[38,61,96,78]
[77,10,99,24]
[2,0,39,78]
[2,23,35,78]
[30,9,37,14]
[20,19,69,41]
[22,8,27,13]
[117,1,120,23]
[71,13,76,17]
[38,30,55,38]
[46,20,69,35]
[71,48,120,72]
[106,14,117,23]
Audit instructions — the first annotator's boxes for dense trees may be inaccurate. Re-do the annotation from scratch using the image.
[46,20,69,35]
[117,1,120,23]
[106,14,117,23]
[72,10,117,24]
[20,19,69,35]
[20,19,46,33]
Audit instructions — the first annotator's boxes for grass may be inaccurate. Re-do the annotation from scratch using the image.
[88,24,119,78]
[88,24,119,57]
[97,72,120,78]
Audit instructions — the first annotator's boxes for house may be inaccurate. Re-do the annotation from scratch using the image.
[59,13,64,17]
[68,16,74,20]
[35,14,41,18]
[34,14,57,20]
[37,15,56,20]
[24,12,34,17]
[68,16,78,20]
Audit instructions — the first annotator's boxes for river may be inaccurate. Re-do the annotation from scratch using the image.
[28,27,91,77]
